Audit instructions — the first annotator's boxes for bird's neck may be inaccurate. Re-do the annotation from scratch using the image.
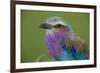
[46,29,72,39]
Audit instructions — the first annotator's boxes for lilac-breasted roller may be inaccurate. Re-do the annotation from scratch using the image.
[40,16,89,61]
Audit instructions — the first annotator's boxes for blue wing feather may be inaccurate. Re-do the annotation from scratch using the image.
[60,44,75,60]
[60,42,89,60]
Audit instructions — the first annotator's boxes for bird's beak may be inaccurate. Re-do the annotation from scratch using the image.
[40,23,49,29]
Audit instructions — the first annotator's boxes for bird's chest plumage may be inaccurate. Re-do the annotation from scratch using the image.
[45,31,67,60]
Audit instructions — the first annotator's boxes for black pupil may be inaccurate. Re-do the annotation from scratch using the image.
[54,24,62,28]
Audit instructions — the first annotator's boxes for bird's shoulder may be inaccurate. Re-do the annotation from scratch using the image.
[65,34,88,52]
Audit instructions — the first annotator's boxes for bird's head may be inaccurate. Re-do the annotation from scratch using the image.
[40,16,71,33]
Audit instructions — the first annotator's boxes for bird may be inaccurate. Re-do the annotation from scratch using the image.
[40,16,89,61]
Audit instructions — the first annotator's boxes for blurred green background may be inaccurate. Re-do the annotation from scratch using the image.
[21,10,90,63]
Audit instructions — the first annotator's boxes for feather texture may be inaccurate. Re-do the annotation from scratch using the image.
[45,27,89,61]
[41,16,89,61]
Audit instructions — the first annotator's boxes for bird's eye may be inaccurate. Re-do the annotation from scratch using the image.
[53,24,62,28]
